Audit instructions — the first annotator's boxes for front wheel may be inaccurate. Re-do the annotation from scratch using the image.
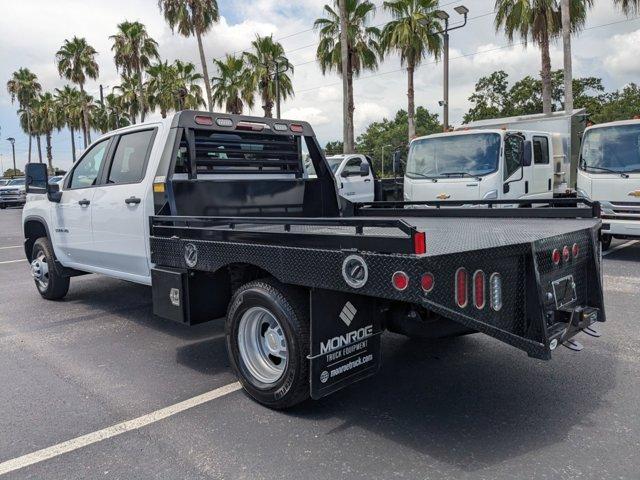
[601,234,612,251]
[31,237,70,300]
[226,279,310,409]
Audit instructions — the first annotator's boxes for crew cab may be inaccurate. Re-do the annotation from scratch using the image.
[0,177,27,209]
[23,111,605,409]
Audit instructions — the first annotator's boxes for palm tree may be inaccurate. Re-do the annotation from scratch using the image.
[174,60,206,110]
[146,61,179,118]
[110,21,159,123]
[158,0,219,112]
[54,85,84,162]
[314,0,380,151]
[7,68,42,162]
[495,0,592,115]
[244,35,294,118]
[211,54,255,114]
[381,0,442,140]
[34,92,63,170]
[614,0,639,14]
[113,74,142,124]
[93,93,131,133]
[55,37,99,147]
[19,106,43,163]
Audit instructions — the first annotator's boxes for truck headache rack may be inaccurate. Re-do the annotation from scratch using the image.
[150,215,426,255]
[351,198,601,219]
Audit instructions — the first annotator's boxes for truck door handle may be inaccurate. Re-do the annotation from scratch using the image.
[364,178,371,182]
[125,196,141,205]
[78,199,90,206]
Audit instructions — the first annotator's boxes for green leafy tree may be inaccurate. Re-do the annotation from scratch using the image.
[244,35,294,118]
[34,92,63,170]
[146,61,180,118]
[3,168,24,178]
[592,83,640,123]
[211,54,255,114]
[158,0,219,112]
[324,141,344,155]
[93,93,131,133]
[55,37,99,147]
[314,0,380,151]
[174,60,206,110]
[6,68,42,163]
[613,0,639,14]
[380,0,442,140]
[113,74,142,124]
[463,70,511,123]
[110,21,159,122]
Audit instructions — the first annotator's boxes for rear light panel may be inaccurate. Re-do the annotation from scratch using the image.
[290,124,304,133]
[216,117,233,127]
[489,273,502,311]
[552,249,561,265]
[572,243,579,258]
[236,121,267,131]
[413,231,426,255]
[473,270,486,309]
[455,268,468,308]
[421,273,434,293]
[562,245,570,262]
[194,115,214,126]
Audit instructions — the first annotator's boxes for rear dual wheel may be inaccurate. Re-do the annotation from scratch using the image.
[601,234,612,251]
[226,279,310,409]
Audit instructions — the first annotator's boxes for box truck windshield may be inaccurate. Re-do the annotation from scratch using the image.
[581,124,640,174]
[407,132,501,179]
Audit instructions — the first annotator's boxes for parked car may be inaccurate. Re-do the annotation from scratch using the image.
[0,177,27,209]
[48,175,64,185]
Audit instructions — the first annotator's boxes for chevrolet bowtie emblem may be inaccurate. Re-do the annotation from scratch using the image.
[436,193,451,200]
[628,190,640,198]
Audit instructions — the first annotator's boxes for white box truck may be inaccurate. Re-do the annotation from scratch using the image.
[577,118,640,249]
[402,110,587,203]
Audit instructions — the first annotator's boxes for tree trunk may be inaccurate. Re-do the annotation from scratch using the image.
[338,0,354,154]
[407,61,416,141]
[70,126,76,163]
[36,135,43,163]
[539,27,553,114]
[196,30,214,112]
[79,82,90,147]
[561,0,573,113]
[46,131,53,171]
[27,108,32,163]
[137,63,146,122]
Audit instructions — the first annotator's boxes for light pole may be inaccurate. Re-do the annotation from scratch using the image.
[381,144,392,177]
[423,6,468,132]
[6,137,16,176]
[273,60,290,119]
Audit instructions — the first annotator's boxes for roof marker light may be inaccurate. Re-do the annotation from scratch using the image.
[273,123,288,131]
[290,124,304,133]
[236,121,267,131]
[194,115,214,126]
[216,117,233,127]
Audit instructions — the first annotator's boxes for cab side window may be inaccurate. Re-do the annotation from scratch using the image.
[107,130,155,184]
[69,139,110,189]
[533,136,550,164]
[504,135,523,180]
[343,158,362,176]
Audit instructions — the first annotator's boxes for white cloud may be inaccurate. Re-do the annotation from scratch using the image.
[603,29,640,78]
[282,106,329,126]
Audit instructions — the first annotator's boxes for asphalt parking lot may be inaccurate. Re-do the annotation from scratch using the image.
[0,207,639,480]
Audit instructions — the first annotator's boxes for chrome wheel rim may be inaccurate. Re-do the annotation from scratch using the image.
[31,251,49,291]
[237,306,288,385]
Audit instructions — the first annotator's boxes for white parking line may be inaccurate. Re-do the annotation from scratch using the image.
[603,240,638,256]
[0,259,25,265]
[0,382,241,476]
[0,245,21,250]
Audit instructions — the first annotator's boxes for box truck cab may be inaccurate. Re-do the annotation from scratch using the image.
[403,129,557,203]
[577,119,640,249]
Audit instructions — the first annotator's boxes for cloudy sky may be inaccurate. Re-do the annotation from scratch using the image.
[0,0,638,171]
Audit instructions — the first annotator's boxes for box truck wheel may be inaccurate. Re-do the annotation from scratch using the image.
[31,237,70,300]
[601,234,612,251]
[226,279,310,409]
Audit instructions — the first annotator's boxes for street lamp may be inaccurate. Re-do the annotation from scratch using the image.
[6,137,16,176]
[421,5,468,132]
[261,60,290,119]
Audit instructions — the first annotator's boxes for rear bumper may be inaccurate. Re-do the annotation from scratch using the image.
[601,218,640,238]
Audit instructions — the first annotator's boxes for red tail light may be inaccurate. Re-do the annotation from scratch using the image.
[455,268,468,308]
[413,231,426,255]
[421,273,434,293]
[552,249,561,265]
[236,121,266,131]
[290,124,304,133]
[562,245,570,262]
[572,243,579,258]
[473,270,485,309]
[392,271,409,291]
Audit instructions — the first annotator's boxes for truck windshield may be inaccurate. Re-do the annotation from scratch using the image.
[406,133,500,179]
[580,124,640,173]
[326,156,344,173]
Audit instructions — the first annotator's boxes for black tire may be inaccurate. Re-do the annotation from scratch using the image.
[0,205,6,209]
[601,234,612,251]
[226,279,310,409]
[31,237,70,300]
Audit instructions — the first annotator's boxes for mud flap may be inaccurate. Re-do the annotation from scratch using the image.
[309,289,382,399]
